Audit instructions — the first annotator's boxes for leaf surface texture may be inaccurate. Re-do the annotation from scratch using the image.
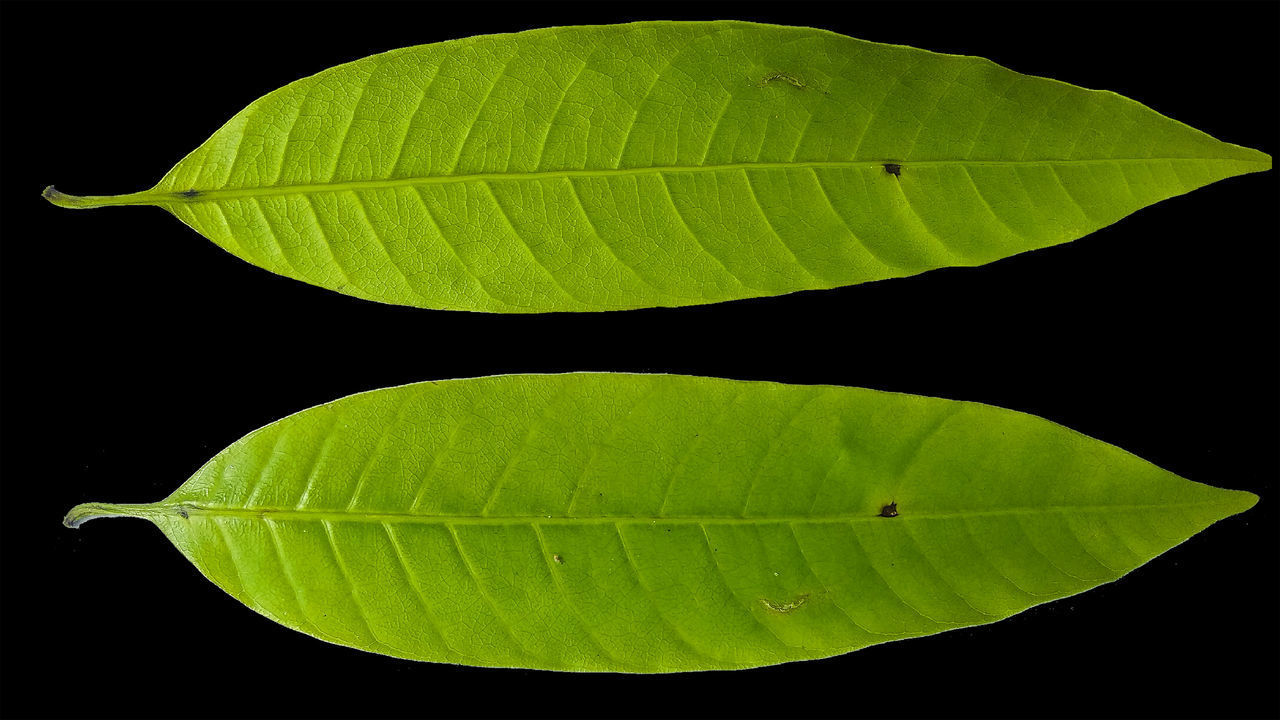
[45,22,1271,311]
[67,374,1257,671]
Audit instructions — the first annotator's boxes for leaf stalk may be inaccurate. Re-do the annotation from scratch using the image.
[63,502,171,528]
[42,186,157,209]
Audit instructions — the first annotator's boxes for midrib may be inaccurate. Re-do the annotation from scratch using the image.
[104,156,1260,207]
[170,500,1228,525]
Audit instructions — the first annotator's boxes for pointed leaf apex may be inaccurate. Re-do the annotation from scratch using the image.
[1236,145,1272,171]
[1225,489,1260,516]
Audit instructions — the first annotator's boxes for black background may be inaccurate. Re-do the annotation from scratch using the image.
[1,2,1276,718]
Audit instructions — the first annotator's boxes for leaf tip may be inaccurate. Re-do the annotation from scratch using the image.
[1200,487,1260,524]
[1229,489,1260,516]
[1232,145,1272,173]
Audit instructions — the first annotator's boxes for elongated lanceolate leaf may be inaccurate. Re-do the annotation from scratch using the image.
[44,22,1270,312]
[67,373,1256,672]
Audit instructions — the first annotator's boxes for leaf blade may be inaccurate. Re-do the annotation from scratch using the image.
[67,374,1257,671]
[46,22,1271,311]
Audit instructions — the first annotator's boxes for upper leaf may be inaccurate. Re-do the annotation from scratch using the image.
[44,22,1270,312]
[66,374,1257,671]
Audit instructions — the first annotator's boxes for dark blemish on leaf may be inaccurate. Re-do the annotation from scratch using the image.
[880,502,899,518]
[883,163,902,177]
[760,594,809,614]
[177,189,201,199]
[553,554,564,565]
[177,507,189,519]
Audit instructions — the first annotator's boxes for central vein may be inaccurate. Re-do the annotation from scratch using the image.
[63,156,1258,209]
[172,500,1224,525]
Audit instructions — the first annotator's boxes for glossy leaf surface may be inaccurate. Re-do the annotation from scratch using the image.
[66,374,1256,671]
[45,22,1270,312]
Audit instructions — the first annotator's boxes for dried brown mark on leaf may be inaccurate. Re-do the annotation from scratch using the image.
[757,71,807,89]
[883,163,902,177]
[760,594,810,614]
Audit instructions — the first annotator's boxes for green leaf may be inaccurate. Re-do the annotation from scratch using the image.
[44,22,1269,313]
[66,373,1255,672]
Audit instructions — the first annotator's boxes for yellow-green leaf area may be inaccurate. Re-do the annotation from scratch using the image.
[44,21,1270,311]
[66,374,1257,672]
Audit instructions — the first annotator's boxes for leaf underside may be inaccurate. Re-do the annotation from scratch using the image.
[46,21,1270,312]
[67,374,1256,672]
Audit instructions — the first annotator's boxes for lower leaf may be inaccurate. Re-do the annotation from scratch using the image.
[66,374,1256,671]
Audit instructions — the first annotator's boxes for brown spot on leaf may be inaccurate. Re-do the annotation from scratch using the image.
[880,502,899,518]
[760,594,809,614]
[883,163,902,177]
[757,71,807,89]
